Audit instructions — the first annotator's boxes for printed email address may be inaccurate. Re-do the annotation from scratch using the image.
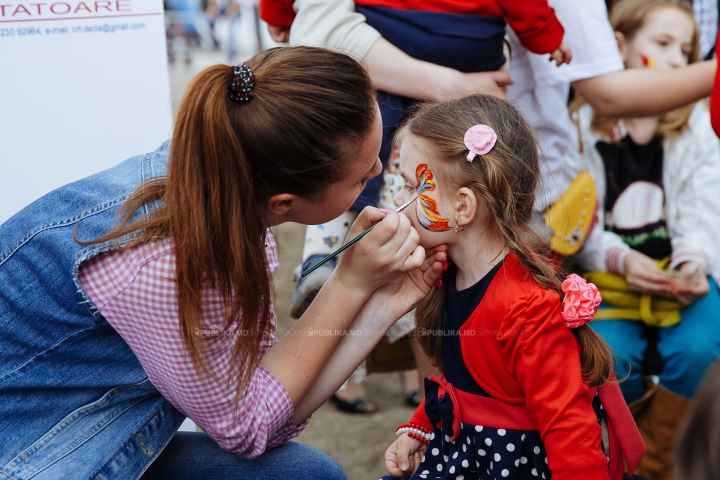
[0,22,146,37]
[74,22,146,33]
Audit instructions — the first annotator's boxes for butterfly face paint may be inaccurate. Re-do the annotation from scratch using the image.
[415,163,452,232]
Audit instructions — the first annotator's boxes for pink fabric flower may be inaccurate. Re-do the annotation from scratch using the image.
[561,274,602,328]
[464,124,497,161]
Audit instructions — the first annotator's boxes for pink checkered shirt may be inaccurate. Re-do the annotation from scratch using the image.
[78,229,307,459]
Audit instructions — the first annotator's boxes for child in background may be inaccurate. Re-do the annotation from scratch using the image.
[381,95,643,480]
[567,1,720,477]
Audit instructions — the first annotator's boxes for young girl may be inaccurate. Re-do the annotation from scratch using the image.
[261,0,572,415]
[380,95,644,480]
[568,0,720,477]
[0,47,446,479]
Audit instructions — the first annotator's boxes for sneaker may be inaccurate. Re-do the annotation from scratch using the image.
[289,254,336,319]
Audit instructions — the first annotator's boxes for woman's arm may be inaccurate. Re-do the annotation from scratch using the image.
[291,246,446,422]
[290,291,399,422]
[79,210,431,456]
[260,209,431,413]
[80,243,305,459]
[364,38,512,101]
[573,60,716,118]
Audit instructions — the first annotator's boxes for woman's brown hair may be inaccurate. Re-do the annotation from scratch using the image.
[590,0,699,138]
[84,47,377,404]
[410,95,614,387]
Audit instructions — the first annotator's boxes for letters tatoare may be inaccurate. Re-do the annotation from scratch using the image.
[0,1,132,18]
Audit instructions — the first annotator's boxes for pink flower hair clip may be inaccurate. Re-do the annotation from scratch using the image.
[561,274,601,328]
[464,124,497,162]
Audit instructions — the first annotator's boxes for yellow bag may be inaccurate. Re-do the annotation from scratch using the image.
[544,171,596,255]
[584,258,684,327]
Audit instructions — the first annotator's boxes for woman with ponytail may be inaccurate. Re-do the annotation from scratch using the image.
[0,46,447,479]
[380,95,643,480]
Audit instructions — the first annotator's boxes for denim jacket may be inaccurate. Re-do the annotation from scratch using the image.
[0,142,185,480]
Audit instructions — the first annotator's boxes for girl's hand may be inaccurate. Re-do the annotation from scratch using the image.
[334,207,426,295]
[366,245,448,324]
[549,43,572,66]
[385,434,427,478]
[623,251,673,295]
[672,261,710,305]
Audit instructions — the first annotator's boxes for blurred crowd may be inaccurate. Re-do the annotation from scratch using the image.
[164,0,266,64]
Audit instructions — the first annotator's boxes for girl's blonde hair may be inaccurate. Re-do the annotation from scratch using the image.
[410,95,614,388]
[591,0,699,138]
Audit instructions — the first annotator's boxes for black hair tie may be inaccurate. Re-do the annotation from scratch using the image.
[228,64,256,103]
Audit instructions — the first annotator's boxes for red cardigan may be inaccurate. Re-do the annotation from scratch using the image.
[409,253,610,480]
[259,0,564,54]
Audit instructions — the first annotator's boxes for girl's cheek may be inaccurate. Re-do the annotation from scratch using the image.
[401,207,417,229]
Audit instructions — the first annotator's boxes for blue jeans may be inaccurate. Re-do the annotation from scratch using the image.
[140,433,347,480]
[591,277,720,402]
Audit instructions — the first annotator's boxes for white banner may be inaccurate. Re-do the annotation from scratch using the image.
[0,0,172,223]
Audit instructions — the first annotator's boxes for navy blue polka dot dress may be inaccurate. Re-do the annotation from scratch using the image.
[380,263,604,480]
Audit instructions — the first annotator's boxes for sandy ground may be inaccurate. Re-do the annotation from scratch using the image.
[169,43,414,479]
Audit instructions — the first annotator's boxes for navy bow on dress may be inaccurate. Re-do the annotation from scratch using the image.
[423,375,462,441]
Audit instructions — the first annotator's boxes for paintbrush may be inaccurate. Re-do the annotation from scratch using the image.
[301,196,418,278]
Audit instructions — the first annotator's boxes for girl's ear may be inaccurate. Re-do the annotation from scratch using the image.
[266,193,298,217]
[615,31,628,63]
[454,187,478,228]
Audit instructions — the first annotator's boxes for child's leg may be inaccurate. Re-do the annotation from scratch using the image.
[141,432,347,480]
[590,314,647,403]
[289,211,358,319]
[657,277,720,398]
[330,363,378,414]
[633,278,720,480]
[300,212,359,261]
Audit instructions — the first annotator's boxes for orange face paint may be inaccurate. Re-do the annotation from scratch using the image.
[415,163,452,232]
[641,55,655,67]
